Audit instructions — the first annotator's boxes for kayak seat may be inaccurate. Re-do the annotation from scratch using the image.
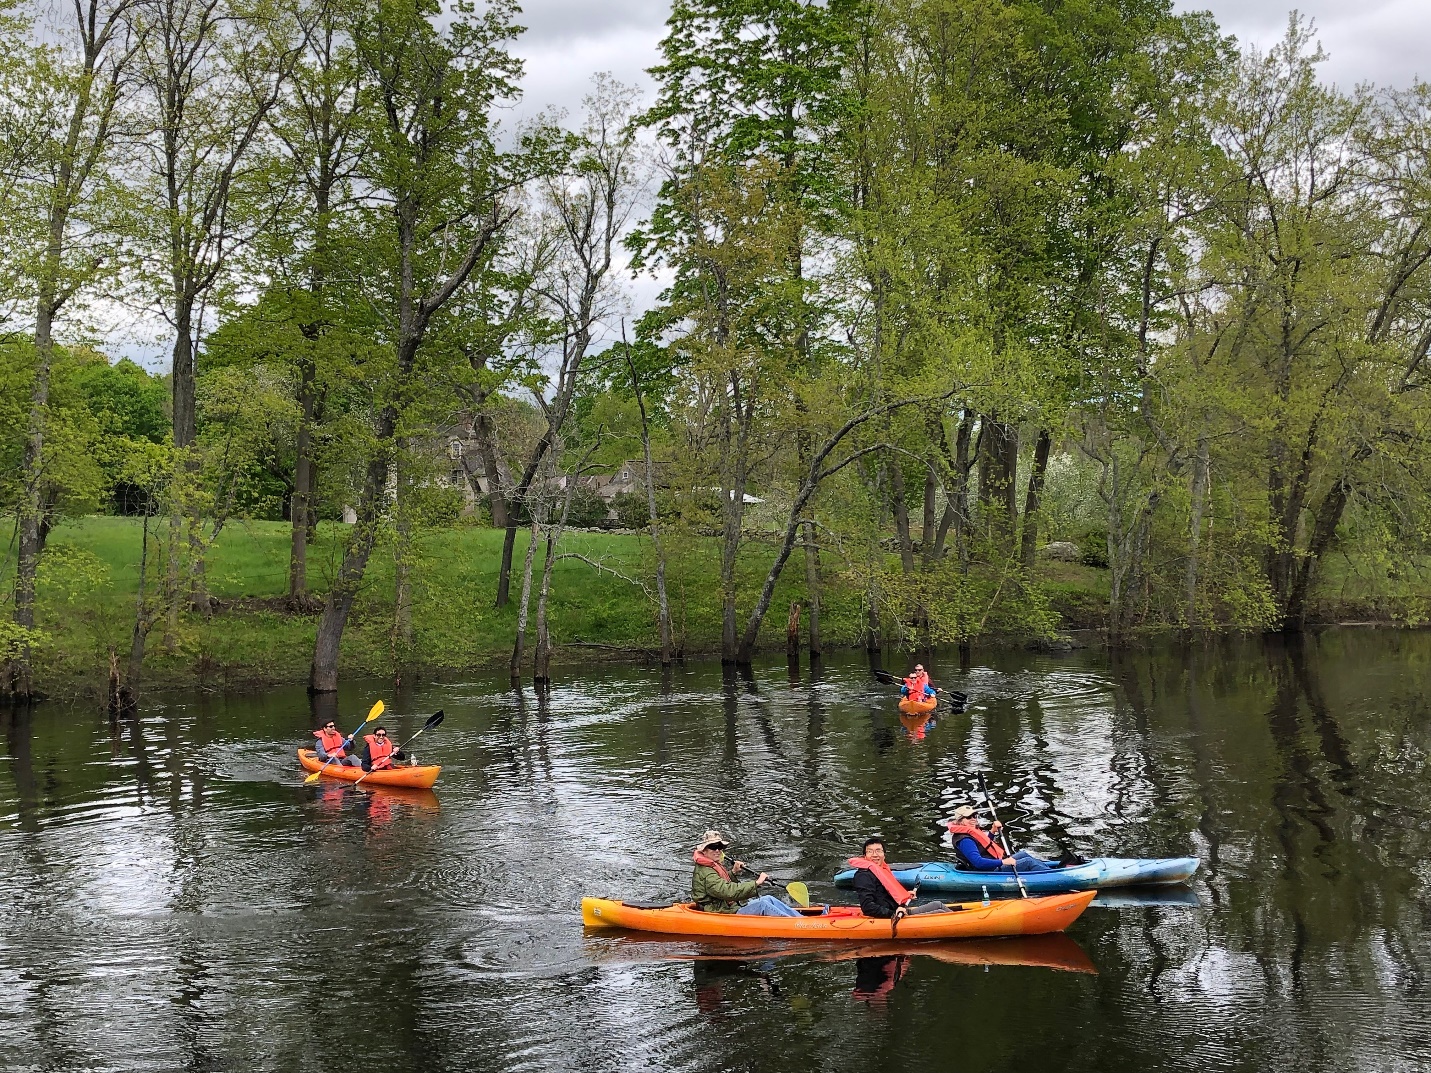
[626,901,680,910]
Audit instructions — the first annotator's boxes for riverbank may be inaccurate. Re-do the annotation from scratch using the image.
[13,515,1421,700]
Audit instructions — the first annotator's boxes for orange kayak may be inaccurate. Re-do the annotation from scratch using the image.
[297,748,441,789]
[581,890,1094,940]
[899,695,937,715]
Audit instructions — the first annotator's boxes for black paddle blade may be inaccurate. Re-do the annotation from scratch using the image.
[424,710,445,729]
[873,670,900,685]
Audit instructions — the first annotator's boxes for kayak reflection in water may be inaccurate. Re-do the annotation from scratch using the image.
[691,830,803,918]
[848,838,951,918]
[853,955,910,1007]
[946,805,1061,872]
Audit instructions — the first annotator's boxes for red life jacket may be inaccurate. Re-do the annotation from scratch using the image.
[692,850,733,882]
[847,857,914,906]
[313,728,346,757]
[904,670,930,694]
[946,821,1006,861]
[364,734,395,769]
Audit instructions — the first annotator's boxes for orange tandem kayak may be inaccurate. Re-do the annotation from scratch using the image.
[297,748,441,789]
[898,695,937,716]
[581,890,1094,940]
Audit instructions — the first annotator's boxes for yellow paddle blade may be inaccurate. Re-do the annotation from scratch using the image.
[786,881,810,908]
[365,699,385,723]
[303,767,325,784]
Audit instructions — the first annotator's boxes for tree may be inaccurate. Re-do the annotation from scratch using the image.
[6,0,134,699]
[308,0,524,693]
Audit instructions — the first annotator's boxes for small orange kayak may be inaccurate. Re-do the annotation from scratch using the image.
[297,748,441,789]
[899,695,937,716]
[581,890,1094,940]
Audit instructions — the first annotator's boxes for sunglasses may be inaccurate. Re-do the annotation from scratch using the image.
[324,723,336,729]
[375,732,387,737]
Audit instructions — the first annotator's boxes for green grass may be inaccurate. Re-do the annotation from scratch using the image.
[16,516,1121,695]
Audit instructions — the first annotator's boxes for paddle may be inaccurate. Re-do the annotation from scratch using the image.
[741,867,810,908]
[304,700,385,784]
[977,770,1027,898]
[353,710,445,787]
[871,670,968,707]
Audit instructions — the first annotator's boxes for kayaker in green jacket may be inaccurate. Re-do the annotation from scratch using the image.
[691,830,802,917]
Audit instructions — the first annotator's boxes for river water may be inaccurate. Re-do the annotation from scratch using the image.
[1,630,1428,1072]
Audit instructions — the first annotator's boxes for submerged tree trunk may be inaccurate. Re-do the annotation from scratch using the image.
[1019,428,1052,568]
[509,517,540,681]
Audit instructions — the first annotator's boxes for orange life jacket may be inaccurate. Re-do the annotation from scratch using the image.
[946,821,1006,861]
[364,734,395,769]
[847,857,914,906]
[904,670,930,694]
[313,728,346,757]
[692,850,734,882]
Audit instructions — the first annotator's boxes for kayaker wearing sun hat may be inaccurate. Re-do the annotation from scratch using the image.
[691,831,802,917]
[848,837,951,919]
[900,664,935,700]
[946,805,1059,872]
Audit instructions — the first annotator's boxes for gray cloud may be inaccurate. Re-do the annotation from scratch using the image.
[1180,0,1426,90]
[511,0,1428,122]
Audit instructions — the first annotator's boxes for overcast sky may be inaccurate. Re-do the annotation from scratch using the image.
[513,0,1428,121]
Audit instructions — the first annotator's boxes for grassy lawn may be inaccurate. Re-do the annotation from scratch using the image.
[10,516,1121,695]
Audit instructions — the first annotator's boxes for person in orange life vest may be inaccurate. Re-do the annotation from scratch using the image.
[848,837,951,919]
[946,805,1059,872]
[359,726,412,771]
[313,720,361,766]
[691,830,803,917]
[901,664,935,701]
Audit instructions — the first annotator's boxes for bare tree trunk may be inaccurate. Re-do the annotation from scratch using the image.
[509,517,540,681]
[393,444,413,651]
[801,522,822,656]
[128,513,154,686]
[786,601,801,659]
[534,475,581,683]
[472,411,508,528]
[1185,434,1210,627]
[289,360,316,602]
[1019,428,1052,568]
[624,337,673,664]
[921,464,937,561]
[310,434,392,693]
[889,459,915,573]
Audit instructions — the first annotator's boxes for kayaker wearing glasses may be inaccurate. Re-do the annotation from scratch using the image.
[312,720,360,766]
[360,726,411,771]
[848,838,951,919]
[691,831,802,917]
[901,664,935,700]
[946,805,1059,872]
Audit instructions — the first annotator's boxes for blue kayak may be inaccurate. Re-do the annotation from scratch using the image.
[832,856,1199,894]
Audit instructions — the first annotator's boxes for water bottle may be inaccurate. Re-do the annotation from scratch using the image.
[981,885,990,907]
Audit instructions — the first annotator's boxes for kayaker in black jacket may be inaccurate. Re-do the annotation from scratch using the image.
[848,838,951,919]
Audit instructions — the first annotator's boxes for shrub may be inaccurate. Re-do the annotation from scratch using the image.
[565,485,610,529]
[611,490,648,530]
[1078,528,1110,568]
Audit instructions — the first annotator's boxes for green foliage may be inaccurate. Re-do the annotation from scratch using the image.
[565,485,610,530]
[610,490,649,530]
